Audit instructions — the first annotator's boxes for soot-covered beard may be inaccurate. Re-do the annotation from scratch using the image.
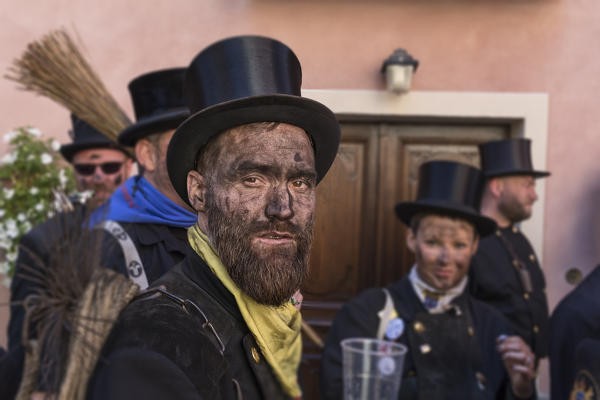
[206,200,313,307]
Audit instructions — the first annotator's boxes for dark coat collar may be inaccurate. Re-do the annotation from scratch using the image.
[131,223,189,253]
[179,246,242,323]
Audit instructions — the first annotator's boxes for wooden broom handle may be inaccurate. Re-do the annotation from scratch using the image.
[301,320,324,349]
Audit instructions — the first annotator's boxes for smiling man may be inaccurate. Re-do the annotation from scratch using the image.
[86,36,340,400]
[321,161,536,400]
[61,114,132,208]
[0,114,132,400]
[469,138,550,366]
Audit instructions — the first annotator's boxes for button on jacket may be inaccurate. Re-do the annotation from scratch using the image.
[87,249,291,400]
[321,277,524,400]
[469,226,549,360]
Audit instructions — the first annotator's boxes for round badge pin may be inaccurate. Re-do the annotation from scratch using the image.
[385,318,405,340]
[378,356,396,376]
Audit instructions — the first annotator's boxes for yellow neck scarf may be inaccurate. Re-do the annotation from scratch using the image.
[187,225,302,398]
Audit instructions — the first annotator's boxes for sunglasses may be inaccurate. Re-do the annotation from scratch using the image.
[73,162,124,176]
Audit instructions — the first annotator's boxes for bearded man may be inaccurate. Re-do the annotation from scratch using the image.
[61,114,133,209]
[86,36,340,399]
[469,138,550,365]
[321,161,536,400]
[91,68,197,287]
[1,114,132,399]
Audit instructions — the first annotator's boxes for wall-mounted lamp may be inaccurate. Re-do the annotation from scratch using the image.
[381,49,419,94]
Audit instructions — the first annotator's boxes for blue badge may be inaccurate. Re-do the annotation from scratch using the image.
[385,318,405,340]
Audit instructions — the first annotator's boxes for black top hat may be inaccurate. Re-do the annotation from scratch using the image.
[118,68,190,146]
[479,138,550,178]
[60,114,125,162]
[395,161,496,237]
[166,35,341,205]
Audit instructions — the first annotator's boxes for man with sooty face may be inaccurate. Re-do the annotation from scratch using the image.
[320,161,536,400]
[86,36,340,399]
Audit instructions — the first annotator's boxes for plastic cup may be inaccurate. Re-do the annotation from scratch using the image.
[341,338,407,400]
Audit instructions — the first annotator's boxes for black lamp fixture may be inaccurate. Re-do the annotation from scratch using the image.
[381,49,419,93]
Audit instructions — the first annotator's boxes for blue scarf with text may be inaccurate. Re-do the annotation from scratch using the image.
[90,176,197,227]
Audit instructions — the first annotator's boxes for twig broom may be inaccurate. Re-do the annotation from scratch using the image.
[5,28,131,144]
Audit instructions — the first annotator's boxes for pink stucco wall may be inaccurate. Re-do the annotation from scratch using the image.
[1,0,599,393]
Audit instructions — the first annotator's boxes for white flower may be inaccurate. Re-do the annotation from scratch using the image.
[6,224,18,239]
[0,239,10,250]
[40,153,52,164]
[0,262,10,275]
[3,277,12,287]
[27,154,35,161]
[22,221,32,232]
[46,211,55,219]
[0,209,4,218]
[51,139,61,151]
[3,130,17,143]
[29,187,39,195]
[6,252,17,262]
[4,188,15,199]
[27,127,41,137]
[1,152,16,165]
[35,203,45,212]
[17,213,26,222]
[59,169,68,187]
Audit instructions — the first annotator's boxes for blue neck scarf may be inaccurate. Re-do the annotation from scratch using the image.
[91,176,197,228]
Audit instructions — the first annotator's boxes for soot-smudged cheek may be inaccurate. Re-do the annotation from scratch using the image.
[217,189,264,216]
[290,193,316,216]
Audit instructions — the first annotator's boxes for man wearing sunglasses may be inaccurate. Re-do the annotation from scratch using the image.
[2,114,132,399]
[62,115,133,209]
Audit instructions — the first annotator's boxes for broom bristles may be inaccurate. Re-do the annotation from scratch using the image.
[5,29,131,143]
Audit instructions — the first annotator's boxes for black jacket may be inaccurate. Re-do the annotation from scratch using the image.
[2,211,188,398]
[87,249,291,400]
[320,276,522,400]
[100,221,190,284]
[550,265,600,400]
[567,338,600,400]
[469,226,549,360]
[2,207,99,399]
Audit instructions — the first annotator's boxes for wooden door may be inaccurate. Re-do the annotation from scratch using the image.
[299,119,509,399]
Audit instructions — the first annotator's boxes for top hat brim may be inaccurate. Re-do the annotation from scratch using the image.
[60,141,128,163]
[118,108,190,146]
[395,199,497,237]
[483,169,551,179]
[167,94,341,206]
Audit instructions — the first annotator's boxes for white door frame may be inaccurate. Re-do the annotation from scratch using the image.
[303,89,549,263]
